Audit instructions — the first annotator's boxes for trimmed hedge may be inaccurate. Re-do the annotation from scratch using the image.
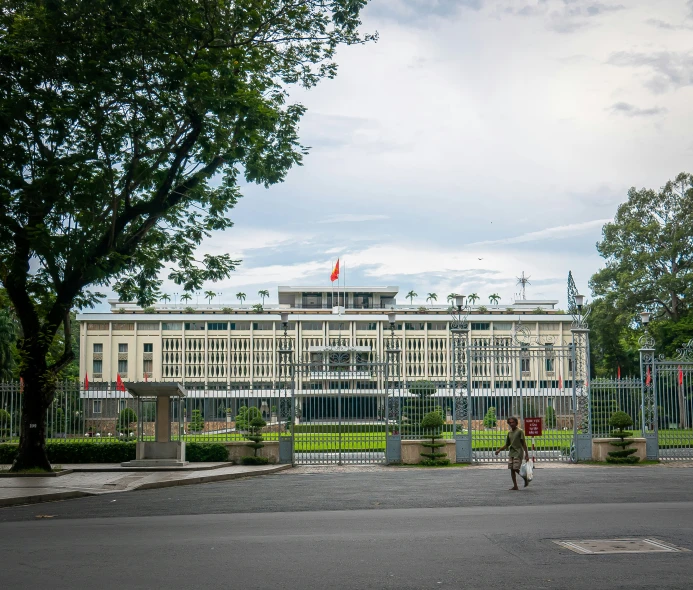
[293,424,388,434]
[0,442,229,464]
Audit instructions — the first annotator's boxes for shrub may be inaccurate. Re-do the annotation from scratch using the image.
[116,408,137,434]
[189,409,204,432]
[143,306,156,313]
[243,416,267,462]
[477,305,488,313]
[544,405,557,429]
[419,411,449,466]
[241,455,269,465]
[235,406,261,431]
[252,304,264,312]
[605,411,640,464]
[186,442,229,462]
[222,307,233,313]
[0,408,13,438]
[0,442,229,464]
[184,306,195,313]
[483,407,498,428]
[402,380,440,437]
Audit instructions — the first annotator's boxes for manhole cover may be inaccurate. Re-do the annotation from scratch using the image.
[553,538,689,555]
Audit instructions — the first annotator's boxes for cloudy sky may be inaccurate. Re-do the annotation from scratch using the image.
[152,0,693,309]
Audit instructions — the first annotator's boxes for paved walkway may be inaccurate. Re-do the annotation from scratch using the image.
[0,463,290,507]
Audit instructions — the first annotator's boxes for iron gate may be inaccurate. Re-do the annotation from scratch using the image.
[288,345,393,465]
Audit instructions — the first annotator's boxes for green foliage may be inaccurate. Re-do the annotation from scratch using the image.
[184,306,196,314]
[533,307,546,315]
[489,294,501,305]
[544,405,557,429]
[0,408,11,437]
[116,408,137,434]
[605,411,640,464]
[252,303,264,313]
[143,306,156,313]
[407,291,417,305]
[403,380,440,436]
[477,305,488,313]
[244,415,267,459]
[409,380,437,397]
[221,307,233,314]
[483,407,498,428]
[0,442,227,464]
[241,456,270,465]
[258,290,270,305]
[0,1,373,468]
[419,411,449,466]
[0,309,17,380]
[589,173,693,375]
[189,409,204,433]
[235,406,262,431]
[522,401,538,419]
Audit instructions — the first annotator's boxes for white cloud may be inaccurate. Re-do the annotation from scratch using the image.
[319,214,389,224]
[468,219,612,247]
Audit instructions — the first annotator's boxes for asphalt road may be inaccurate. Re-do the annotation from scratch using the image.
[1,466,693,589]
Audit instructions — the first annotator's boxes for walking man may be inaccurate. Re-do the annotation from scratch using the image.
[495,417,530,490]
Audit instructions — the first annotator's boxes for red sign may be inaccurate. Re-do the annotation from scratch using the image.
[524,417,542,437]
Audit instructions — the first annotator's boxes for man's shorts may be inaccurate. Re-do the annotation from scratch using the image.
[508,457,522,471]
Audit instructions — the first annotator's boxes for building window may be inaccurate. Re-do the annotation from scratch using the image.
[326,293,346,308]
[356,322,377,330]
[118,343,128,353]
[184,322,205,330]
[426,323,447,330]
[329,321,348,331]
[493,322,513,331]
[162,322,182,330]
[87,323,109,331]
[118,360,128,374]
[405,322,425,331]
[143,343,153,353]
[137,322,159,331]
[274,322,296,330]
[112,323,134,331]
[471,322,491,331]
[93,400,102,414]
[119,400,126,412]
[352,293,373,309]
[252,322,273,330]
[301,322,323,331]
[230,322,250,330]
[301,293,322,309]
[521,346,530,373]
[380,297,395,308]
[93,343,103,353]
[92,359,102,374]
[568,358,574,372]
[545,344,555,372]
[207,322,228,331]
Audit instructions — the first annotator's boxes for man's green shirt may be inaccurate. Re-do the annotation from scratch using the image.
[506,428,526,458]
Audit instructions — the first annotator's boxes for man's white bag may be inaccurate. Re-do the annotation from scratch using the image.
[520,460,534,481]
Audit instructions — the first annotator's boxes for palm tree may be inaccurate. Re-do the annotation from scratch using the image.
[447,293,457,304]
[258,289,270,305]
[489,293,501,305]
[180,293,192,305]
[236,292,246,306]
[468,293,480,305]
[426,293,438,305]
[204,290,217,305]
[406,290,417,305]
[160,294,170,305]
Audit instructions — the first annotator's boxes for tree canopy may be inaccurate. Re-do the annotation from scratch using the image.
[0,0,374,470]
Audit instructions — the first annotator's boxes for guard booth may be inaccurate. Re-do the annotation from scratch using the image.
[121,382,187,467]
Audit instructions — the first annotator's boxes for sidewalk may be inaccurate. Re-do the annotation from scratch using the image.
[0,463,291,508]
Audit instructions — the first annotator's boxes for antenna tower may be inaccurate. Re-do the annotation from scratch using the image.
[516,271,531,300]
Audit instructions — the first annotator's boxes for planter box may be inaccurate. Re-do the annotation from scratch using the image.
[401,439,456,464]
[221,441,279,464]
[592,438,647,462]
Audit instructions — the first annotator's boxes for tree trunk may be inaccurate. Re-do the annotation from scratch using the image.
[10,370,53,472]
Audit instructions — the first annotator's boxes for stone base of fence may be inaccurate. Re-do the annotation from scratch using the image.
[221,441,279,464]
[401,439,456,464]
[592,438,647,462]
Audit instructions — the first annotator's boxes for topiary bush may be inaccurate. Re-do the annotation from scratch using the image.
[419,411,449,466]
[402,380,440,437]
[116,407,137,434]
[241,416,269,465]
[235,406,261,431]
[483,406,498,428]
[605,411,640,464]
[189,409,204,433]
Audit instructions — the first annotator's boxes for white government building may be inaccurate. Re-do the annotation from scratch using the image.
[77,286,578,423]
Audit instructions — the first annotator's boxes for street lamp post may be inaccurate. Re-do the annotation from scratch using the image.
[385,311,402,464]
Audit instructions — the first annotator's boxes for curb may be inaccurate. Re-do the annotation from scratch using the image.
[133,464,292,491]
[0,490,95,508]
[0,469,75,478]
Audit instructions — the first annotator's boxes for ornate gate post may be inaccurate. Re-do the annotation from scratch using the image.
[450,296,472,463]
[277,313,295,465]
[638,315,658,460]
[385,312,402,464]
[568,274,592,462]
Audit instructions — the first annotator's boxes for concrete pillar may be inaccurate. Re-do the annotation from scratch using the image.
[156,397,170,442]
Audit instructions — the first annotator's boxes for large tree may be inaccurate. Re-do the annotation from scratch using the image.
[0,0,373,470]
[591,173,693,322]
